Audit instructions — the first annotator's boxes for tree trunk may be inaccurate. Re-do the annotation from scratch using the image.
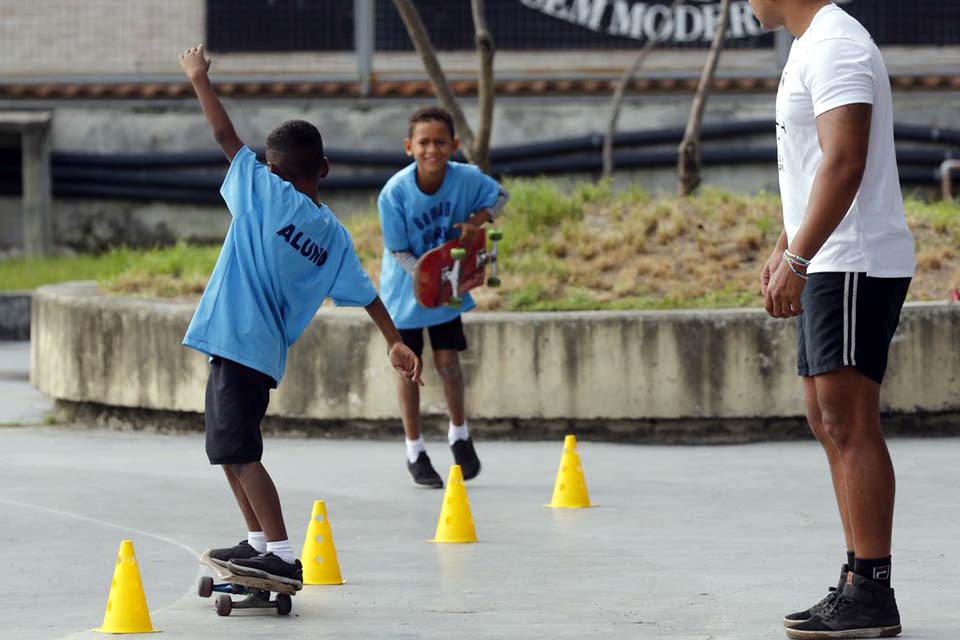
[391,0,477,161]
[677,0,731,196]
[471,0,495,172]
[603,0,683,180]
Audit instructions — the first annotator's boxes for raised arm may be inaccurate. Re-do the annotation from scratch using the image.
[178,45,244,162]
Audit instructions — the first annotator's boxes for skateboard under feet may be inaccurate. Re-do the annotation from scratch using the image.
[198,552,299,617]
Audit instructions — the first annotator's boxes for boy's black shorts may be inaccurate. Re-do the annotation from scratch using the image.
[797,272,910,385]
[204,356,274,465]
[399,317,468,359]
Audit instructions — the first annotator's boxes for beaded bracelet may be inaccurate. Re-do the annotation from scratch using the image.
[783,249,811,267]
[782,255,808,280]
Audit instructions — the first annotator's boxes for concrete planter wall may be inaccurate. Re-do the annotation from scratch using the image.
[30,282,960,441]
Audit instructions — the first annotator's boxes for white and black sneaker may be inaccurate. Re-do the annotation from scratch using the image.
[227,553,304,589]
[785,573,901,639]
[784,565,850,628]
[205,540,260,569]
[407,451,444,488]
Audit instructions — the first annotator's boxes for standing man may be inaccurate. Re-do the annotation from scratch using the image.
[751,1,915,638]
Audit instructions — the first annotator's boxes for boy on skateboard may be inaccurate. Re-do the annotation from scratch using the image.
[378,107,509,488]
[178,45,422,586]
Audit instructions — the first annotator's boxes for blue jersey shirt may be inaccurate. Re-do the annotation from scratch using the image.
[183,146,377,385]
[378,161,502,330]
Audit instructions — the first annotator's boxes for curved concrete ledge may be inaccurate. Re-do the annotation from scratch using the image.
[31,281,960,440]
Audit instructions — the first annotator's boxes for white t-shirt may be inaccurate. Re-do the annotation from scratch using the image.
[776,3,915,277]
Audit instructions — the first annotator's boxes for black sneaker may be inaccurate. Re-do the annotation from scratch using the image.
[451,437,481,480]
[227,553,304,589]
[784,565,850,628]
[205,540,260,569]
[407,451,444,488]
[785,573,901,639]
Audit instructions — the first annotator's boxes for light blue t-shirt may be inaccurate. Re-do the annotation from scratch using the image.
[183,146,377,385]
[378,161,502,330]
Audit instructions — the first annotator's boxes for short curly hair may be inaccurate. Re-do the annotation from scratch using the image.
[408,106,455,139]
[265,120,325,181]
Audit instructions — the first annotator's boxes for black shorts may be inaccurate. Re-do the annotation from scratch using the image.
[797,272,910,384]
[399,317,468,359]
[204,357,274,465]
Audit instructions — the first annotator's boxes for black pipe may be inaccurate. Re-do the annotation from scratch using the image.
[37,147,956,204]
[46,146,957,192]
[49,121,960,171]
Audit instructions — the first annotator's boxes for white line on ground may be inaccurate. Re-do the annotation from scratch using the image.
[0,498,203,638]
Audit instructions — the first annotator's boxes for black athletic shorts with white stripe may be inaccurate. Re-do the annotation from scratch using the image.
[797,272,910,384]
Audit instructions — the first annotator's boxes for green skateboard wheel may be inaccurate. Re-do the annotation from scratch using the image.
[450,248,467,260]
[489,229,504,242]
[487,276,501,287]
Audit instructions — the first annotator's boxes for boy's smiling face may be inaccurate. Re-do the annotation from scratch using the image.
[405,119,459,180]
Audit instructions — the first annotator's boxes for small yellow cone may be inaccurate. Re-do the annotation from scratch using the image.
[546,434,593,509]
[431,465,477,543]
[300,500,346,585]
[94,540,158,634]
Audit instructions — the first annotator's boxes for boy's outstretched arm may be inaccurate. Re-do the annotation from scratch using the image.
[178,44,243,161]
[365,296,424,386]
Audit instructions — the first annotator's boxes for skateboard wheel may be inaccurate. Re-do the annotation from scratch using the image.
[198,576,214,598]
[448,296,463,309]
[215,594,232,617]
[489,229,503,242]
[487,276,501,288]
[450,248,467,261]
[276,593,292,616]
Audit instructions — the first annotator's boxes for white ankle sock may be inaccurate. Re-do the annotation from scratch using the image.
[448,422,469,445]
[247,531,267,553]
[266,539,296,564]
[405,437,426,464]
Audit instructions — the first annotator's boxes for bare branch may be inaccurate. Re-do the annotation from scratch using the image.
[471,0,495,172]
[391,0,476,160]
[603,0,683,180]
[678,0,731,196]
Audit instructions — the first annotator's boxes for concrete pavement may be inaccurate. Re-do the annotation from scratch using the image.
[3,340,959,639]
[1,426,959,639]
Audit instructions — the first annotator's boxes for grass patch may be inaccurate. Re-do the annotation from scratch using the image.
[2,179,957,309]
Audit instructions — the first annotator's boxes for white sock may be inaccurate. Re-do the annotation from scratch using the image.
[405,437,426,464]
[448,421,469,445]
[266,539,296,564]
[247,531,267,553]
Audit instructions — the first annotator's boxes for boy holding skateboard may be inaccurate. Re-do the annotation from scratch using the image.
[178,45,422,586]
[378,106,509,488]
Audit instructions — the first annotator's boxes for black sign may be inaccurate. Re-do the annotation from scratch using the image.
[208,0,958,53]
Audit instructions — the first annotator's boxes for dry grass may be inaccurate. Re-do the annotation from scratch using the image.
[26,178,952,310]
[347,179,959,311]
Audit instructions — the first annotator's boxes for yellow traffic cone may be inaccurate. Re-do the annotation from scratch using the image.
[546,434,593,509]
[94,540,158,634]
[300,500,346,585]
[431,465,477,543]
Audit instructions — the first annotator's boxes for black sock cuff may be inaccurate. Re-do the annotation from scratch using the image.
[854,556,892,584]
